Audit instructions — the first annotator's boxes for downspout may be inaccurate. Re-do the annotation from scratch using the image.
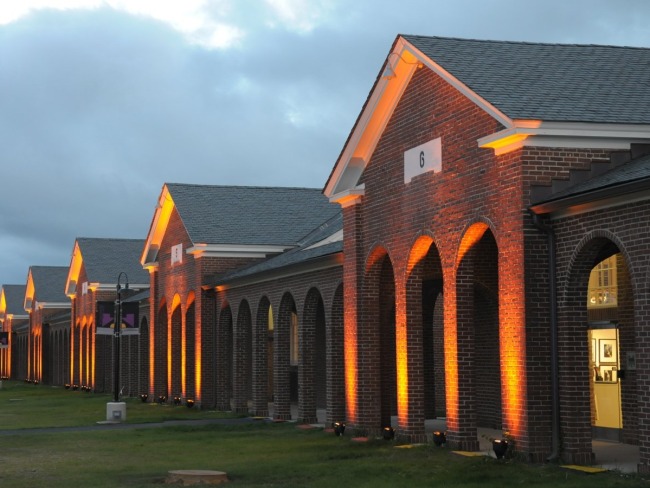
[530,211,560,462]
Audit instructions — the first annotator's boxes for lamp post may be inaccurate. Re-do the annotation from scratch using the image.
[113,272,129,403]
[106,272,129,422]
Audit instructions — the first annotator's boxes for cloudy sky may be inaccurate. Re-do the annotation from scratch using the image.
[1,0,649,286]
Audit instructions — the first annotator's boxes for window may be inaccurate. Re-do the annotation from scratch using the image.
[587,256,618,308]
[290,312,299,366]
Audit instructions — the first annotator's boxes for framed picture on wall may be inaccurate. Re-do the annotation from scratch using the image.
[599,339,617,364]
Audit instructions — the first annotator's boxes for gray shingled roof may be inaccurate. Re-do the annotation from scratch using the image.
[216,212,342,283]
[167,184,340,246]
[536,153,650,204]
[77,238,149,285]
[403,35,650,124]
[30,266,69,303]
[3,285,27,315]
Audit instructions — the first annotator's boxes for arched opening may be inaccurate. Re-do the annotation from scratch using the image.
[170,296,182,400]
[454,225,501,450]
[406,236,445,439]
[301,288,327,424]
[275,292,297,420]
[362,249,397,433]
[560,236,637,464]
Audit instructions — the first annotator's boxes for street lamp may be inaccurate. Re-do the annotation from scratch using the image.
[113,272,129,403]
[106,272,129,422]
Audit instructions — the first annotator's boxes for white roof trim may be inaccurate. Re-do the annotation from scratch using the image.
[35,301,70,310]
[186,243,292,259]
[479,121,650,155]
[328,184,365,207]
[89,283,150,292]
[324,35,516,199]
[305,229,343,250]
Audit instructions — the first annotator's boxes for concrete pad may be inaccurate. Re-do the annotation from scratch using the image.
[166,470,228,485]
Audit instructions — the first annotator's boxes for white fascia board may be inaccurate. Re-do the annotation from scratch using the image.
[305,229,344,250]
[90,283,150,292]
[186,243,293,259]
[325,37,422,198]
[36,301,71,310]
[7,313,29,321]
[479,121,650,155]
[328,185,365,207]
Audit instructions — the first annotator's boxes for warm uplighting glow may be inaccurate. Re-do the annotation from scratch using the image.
[344,304,358,422]
[395,292,409,421]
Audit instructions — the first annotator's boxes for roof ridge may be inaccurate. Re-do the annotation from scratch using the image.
[401,34,650,51]
[166,182,323,191]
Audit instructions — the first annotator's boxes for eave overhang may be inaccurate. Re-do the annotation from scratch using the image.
[214,251,343,292]
[479,121,650,156]
[141,184,177,269]
[324,35,650,203]
[187,243,292,259]
[529,178,650,220]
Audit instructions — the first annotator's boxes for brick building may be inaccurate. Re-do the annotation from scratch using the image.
[324,35,650,469]
[23,266,70,384]
[0,284,28,379]
[64,237,149,394]
[140,183,339,408]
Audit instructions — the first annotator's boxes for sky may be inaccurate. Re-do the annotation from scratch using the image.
[1,0,650,286]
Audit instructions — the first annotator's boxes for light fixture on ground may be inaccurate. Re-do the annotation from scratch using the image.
[106,272,129,423]
[433,431,446,447]
[492,439,509,459]
[186,399,195,408]
[333,422,346,436]
[382,427,395,440]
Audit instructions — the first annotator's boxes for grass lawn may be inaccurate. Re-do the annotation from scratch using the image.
[0,381,648,487]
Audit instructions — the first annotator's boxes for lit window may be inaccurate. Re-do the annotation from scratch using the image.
[290,312,299,365]
[587,256,618,308]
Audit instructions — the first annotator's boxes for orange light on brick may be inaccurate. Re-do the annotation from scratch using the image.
[395,283,408,420]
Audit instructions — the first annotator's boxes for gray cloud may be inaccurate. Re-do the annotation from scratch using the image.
[1,1,650,284]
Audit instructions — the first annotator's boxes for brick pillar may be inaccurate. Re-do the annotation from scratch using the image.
[450,248,479,451]
[298,290,319,424]
[274,295,293,420]
[326,284,346,425]
[233,302,252,413]
[252,297,270,417]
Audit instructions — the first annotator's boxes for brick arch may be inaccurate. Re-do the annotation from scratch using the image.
[170,295,182,400]
[559,229,635,307]
[454,218,498,268]
[557,231,637,463]
[450,225,502,450]
[217,302,233,411]
[360,247,396,434]
[404,233,444,439]
[275,292,297,420]
[252,295,272,417]
[233,299,253,413]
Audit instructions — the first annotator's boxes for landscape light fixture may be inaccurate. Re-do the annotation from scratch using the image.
[383,427,395,441]
[186,399,195,408]
[492,439,509,459]
[433,431,446,447]
[333,422,346,436]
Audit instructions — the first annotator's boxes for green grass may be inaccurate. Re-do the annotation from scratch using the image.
[0,381,647,487]
[0,381,237,429]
